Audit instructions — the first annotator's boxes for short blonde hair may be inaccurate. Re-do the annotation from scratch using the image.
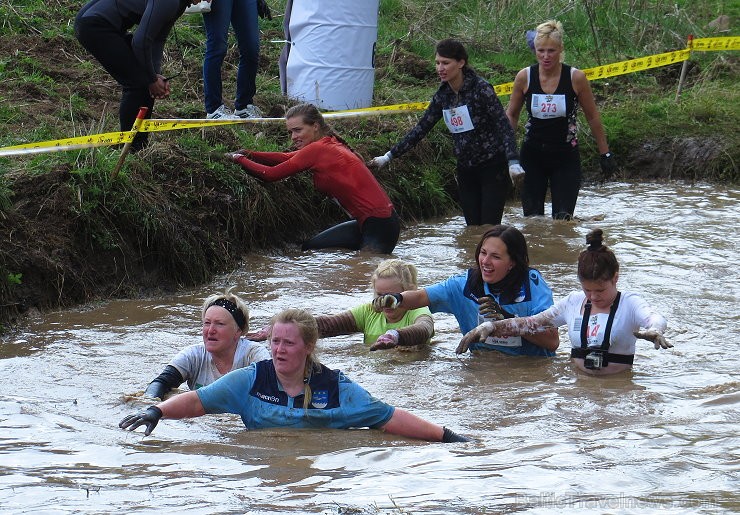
[534,20,565,62]
[201,286,249,334]
[371,259,419,292]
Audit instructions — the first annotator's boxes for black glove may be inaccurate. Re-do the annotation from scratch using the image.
[257,0,272,20]
[442,426,471,443]
[600,152,617,178]
[119,406,163,436]
[477,295,514,320]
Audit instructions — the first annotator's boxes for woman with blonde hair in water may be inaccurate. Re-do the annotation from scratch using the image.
[121,308,469,442]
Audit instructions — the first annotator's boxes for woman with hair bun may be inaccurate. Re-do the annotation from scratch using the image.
[460,229,673,375]
[506,20,616,220]
[142,287,270,400]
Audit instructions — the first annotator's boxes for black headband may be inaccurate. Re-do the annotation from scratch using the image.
[208,298,247,330]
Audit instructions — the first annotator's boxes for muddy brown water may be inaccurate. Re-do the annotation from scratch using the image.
[1,183,738,514]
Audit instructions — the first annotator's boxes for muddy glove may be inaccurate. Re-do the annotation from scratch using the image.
[245,325,269,342]
[369,151,392,169]
[456,321,495,354]
[372,293,403,312]
[508,160,526,187]
[634,329,673,350]
[442,426,471,443]
[477,295,514,320]
[600,152,617,178]
[257,0,272,19]
[370,329,399,351]
[119,406,163,436]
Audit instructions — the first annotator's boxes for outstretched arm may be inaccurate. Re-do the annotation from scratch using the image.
[457,311,558,354]
[316,311,360,338]
[143,364,184,400]
[370,314,434,350]
[380,408,469,442]
[119,391,206,436]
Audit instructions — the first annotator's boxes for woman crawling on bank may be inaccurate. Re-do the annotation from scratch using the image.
[459,229,672,374]
[225,103,400,254]
[120,308,468,442]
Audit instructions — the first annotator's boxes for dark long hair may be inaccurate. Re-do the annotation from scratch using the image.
[470,225,529,298]
[435,39,471,71]
[577,229,619,281]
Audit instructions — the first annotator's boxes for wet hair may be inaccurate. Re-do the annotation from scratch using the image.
[268,308,320,410]
[435,38,470,70]
[534,20,565,62]
[201,286,249,333]
[371,259,419,293]
[471,225,530,298]
[577,229,620,281]
[284,103,356,154]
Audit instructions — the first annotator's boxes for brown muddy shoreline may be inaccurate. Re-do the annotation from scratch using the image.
[0,131,734,333]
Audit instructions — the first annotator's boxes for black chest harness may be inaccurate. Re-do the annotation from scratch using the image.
[570,292,634,366]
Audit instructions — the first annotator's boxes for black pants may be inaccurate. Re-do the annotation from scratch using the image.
[456,157,510,226]
[302,210,401,254]
[75,16,154,151]
[520,141,582,220]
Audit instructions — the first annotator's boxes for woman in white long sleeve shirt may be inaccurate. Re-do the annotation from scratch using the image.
[459,229,672,375]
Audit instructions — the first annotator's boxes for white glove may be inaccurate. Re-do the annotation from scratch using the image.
[456,321,494,354]
[634,329,673,350]
[508,160,525,186]
[371,293,402,312]
[370,329,399,351]
[369,151,393,169]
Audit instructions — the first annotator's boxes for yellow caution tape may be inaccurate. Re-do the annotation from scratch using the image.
[692,36,740,51]
[0,37,736,157]
[0,131,134,157]
[581,48,691,81]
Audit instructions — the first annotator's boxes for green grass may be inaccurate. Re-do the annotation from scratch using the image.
[0,0,736,329]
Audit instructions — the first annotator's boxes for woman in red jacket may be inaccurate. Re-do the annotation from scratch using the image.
[226,103,400,253]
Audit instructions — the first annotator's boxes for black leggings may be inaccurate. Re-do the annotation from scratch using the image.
[520,141,582,219]
[75,16,154,151]
[301,210,401,254]
[456,157,511,226]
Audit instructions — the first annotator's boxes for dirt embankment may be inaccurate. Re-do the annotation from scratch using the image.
[0,35,737,333]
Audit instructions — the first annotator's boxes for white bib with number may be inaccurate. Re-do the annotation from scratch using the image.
[484,334,523,348]
[572,312,610,348]
[531,93,566,119]
[443,105,474,133]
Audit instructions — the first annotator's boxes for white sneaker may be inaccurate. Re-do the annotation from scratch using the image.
[234,104,263,119]
[206,105,239,120]
[184,0,211,14]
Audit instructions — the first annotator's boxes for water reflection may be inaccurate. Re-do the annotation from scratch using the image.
[1,183,739,513]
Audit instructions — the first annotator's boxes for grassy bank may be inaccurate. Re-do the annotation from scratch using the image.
[0,0,737,329]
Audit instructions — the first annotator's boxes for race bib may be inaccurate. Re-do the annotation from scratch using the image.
[584,313,610,348]
[477,313,522,347]
[484,335,523,348]
[443,105,474,133]
[531,93,566,119]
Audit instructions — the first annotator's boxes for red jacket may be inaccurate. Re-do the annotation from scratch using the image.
[235,137,394,225]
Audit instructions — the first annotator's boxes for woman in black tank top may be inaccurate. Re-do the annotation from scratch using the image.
[506,20,616,220]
